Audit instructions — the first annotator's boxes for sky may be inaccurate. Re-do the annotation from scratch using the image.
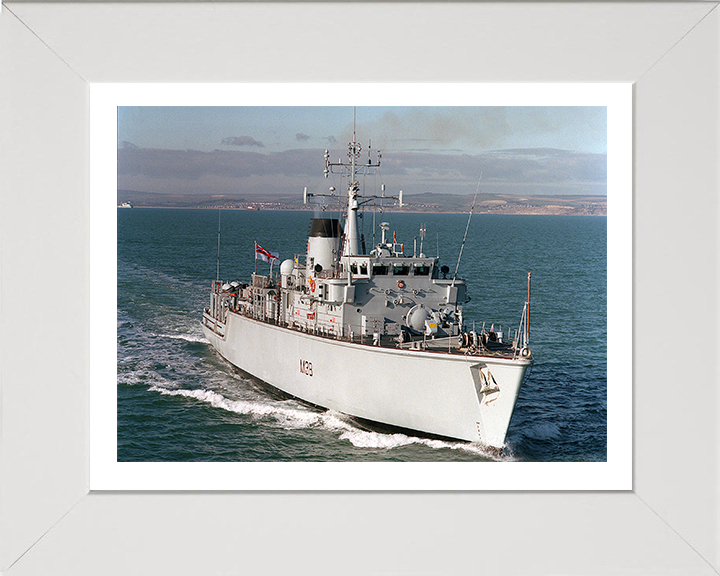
[117,106,607,197]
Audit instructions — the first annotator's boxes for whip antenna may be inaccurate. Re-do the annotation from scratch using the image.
[216,209,221,282]
[452,174,483,286]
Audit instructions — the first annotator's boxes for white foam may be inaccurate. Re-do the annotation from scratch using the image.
[292,408,509,460]
[336,425,509,460]
[159,333,209,343]
[120,370,177,388]
[148,386,323,425]
[146,386,513,461]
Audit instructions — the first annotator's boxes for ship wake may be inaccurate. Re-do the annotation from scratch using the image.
[148,384,513,461]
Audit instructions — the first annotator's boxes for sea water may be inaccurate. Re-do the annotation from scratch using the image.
[117,209,606,462]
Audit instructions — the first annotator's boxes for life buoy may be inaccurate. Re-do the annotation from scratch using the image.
[397,280,405,289]
[521,347,531,357]
[309,277,316,292]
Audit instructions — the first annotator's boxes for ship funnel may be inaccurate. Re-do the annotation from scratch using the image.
[307,218,341,274]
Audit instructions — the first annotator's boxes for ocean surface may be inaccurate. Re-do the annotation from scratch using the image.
[118,208,606,462]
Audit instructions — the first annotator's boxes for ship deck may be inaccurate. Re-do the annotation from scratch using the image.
[208,308,529,362]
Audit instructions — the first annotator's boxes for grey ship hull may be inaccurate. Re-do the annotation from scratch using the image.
[201,127,533,449]
[203,310,531,448]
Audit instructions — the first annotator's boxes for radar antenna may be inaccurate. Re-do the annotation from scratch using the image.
[304,109,402,256]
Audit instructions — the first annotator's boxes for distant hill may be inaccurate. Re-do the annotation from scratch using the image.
[117,190,606,216]
[402,192,606,216]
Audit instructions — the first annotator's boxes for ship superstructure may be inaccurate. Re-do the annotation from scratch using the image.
[202,130,533,449]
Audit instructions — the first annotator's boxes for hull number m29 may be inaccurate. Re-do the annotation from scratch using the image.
[300,359,313,377]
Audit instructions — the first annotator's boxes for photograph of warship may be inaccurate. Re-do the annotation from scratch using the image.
[202,130,533,449]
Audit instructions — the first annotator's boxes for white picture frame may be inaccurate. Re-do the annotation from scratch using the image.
[2,2,718,574]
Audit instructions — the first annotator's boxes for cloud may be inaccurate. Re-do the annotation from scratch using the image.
[358,109,512,151]
[117,146,606,196]
[120,141,139,149]
[118,147,319,182]
[221,136,264,147]
[384,148,604,182]
[355,107,606,155]
[296,133,311,142]
[324,135,337,144]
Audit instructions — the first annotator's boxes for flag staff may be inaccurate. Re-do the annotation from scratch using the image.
[254,242,279,277]
[526,271,531,347]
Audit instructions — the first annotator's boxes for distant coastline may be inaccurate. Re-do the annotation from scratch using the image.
[117,190,607,217]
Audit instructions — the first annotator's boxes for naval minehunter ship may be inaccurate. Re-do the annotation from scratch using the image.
[202,132,533,449]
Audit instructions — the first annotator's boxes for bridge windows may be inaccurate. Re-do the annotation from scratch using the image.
[392,263,410,276]
[347,259,370,277]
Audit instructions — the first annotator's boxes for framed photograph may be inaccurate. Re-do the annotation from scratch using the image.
[91,84,631,491]
[2,2,718,575]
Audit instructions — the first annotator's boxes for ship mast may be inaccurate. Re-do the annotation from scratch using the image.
[345,115,361,256]
[309,109,402,255]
